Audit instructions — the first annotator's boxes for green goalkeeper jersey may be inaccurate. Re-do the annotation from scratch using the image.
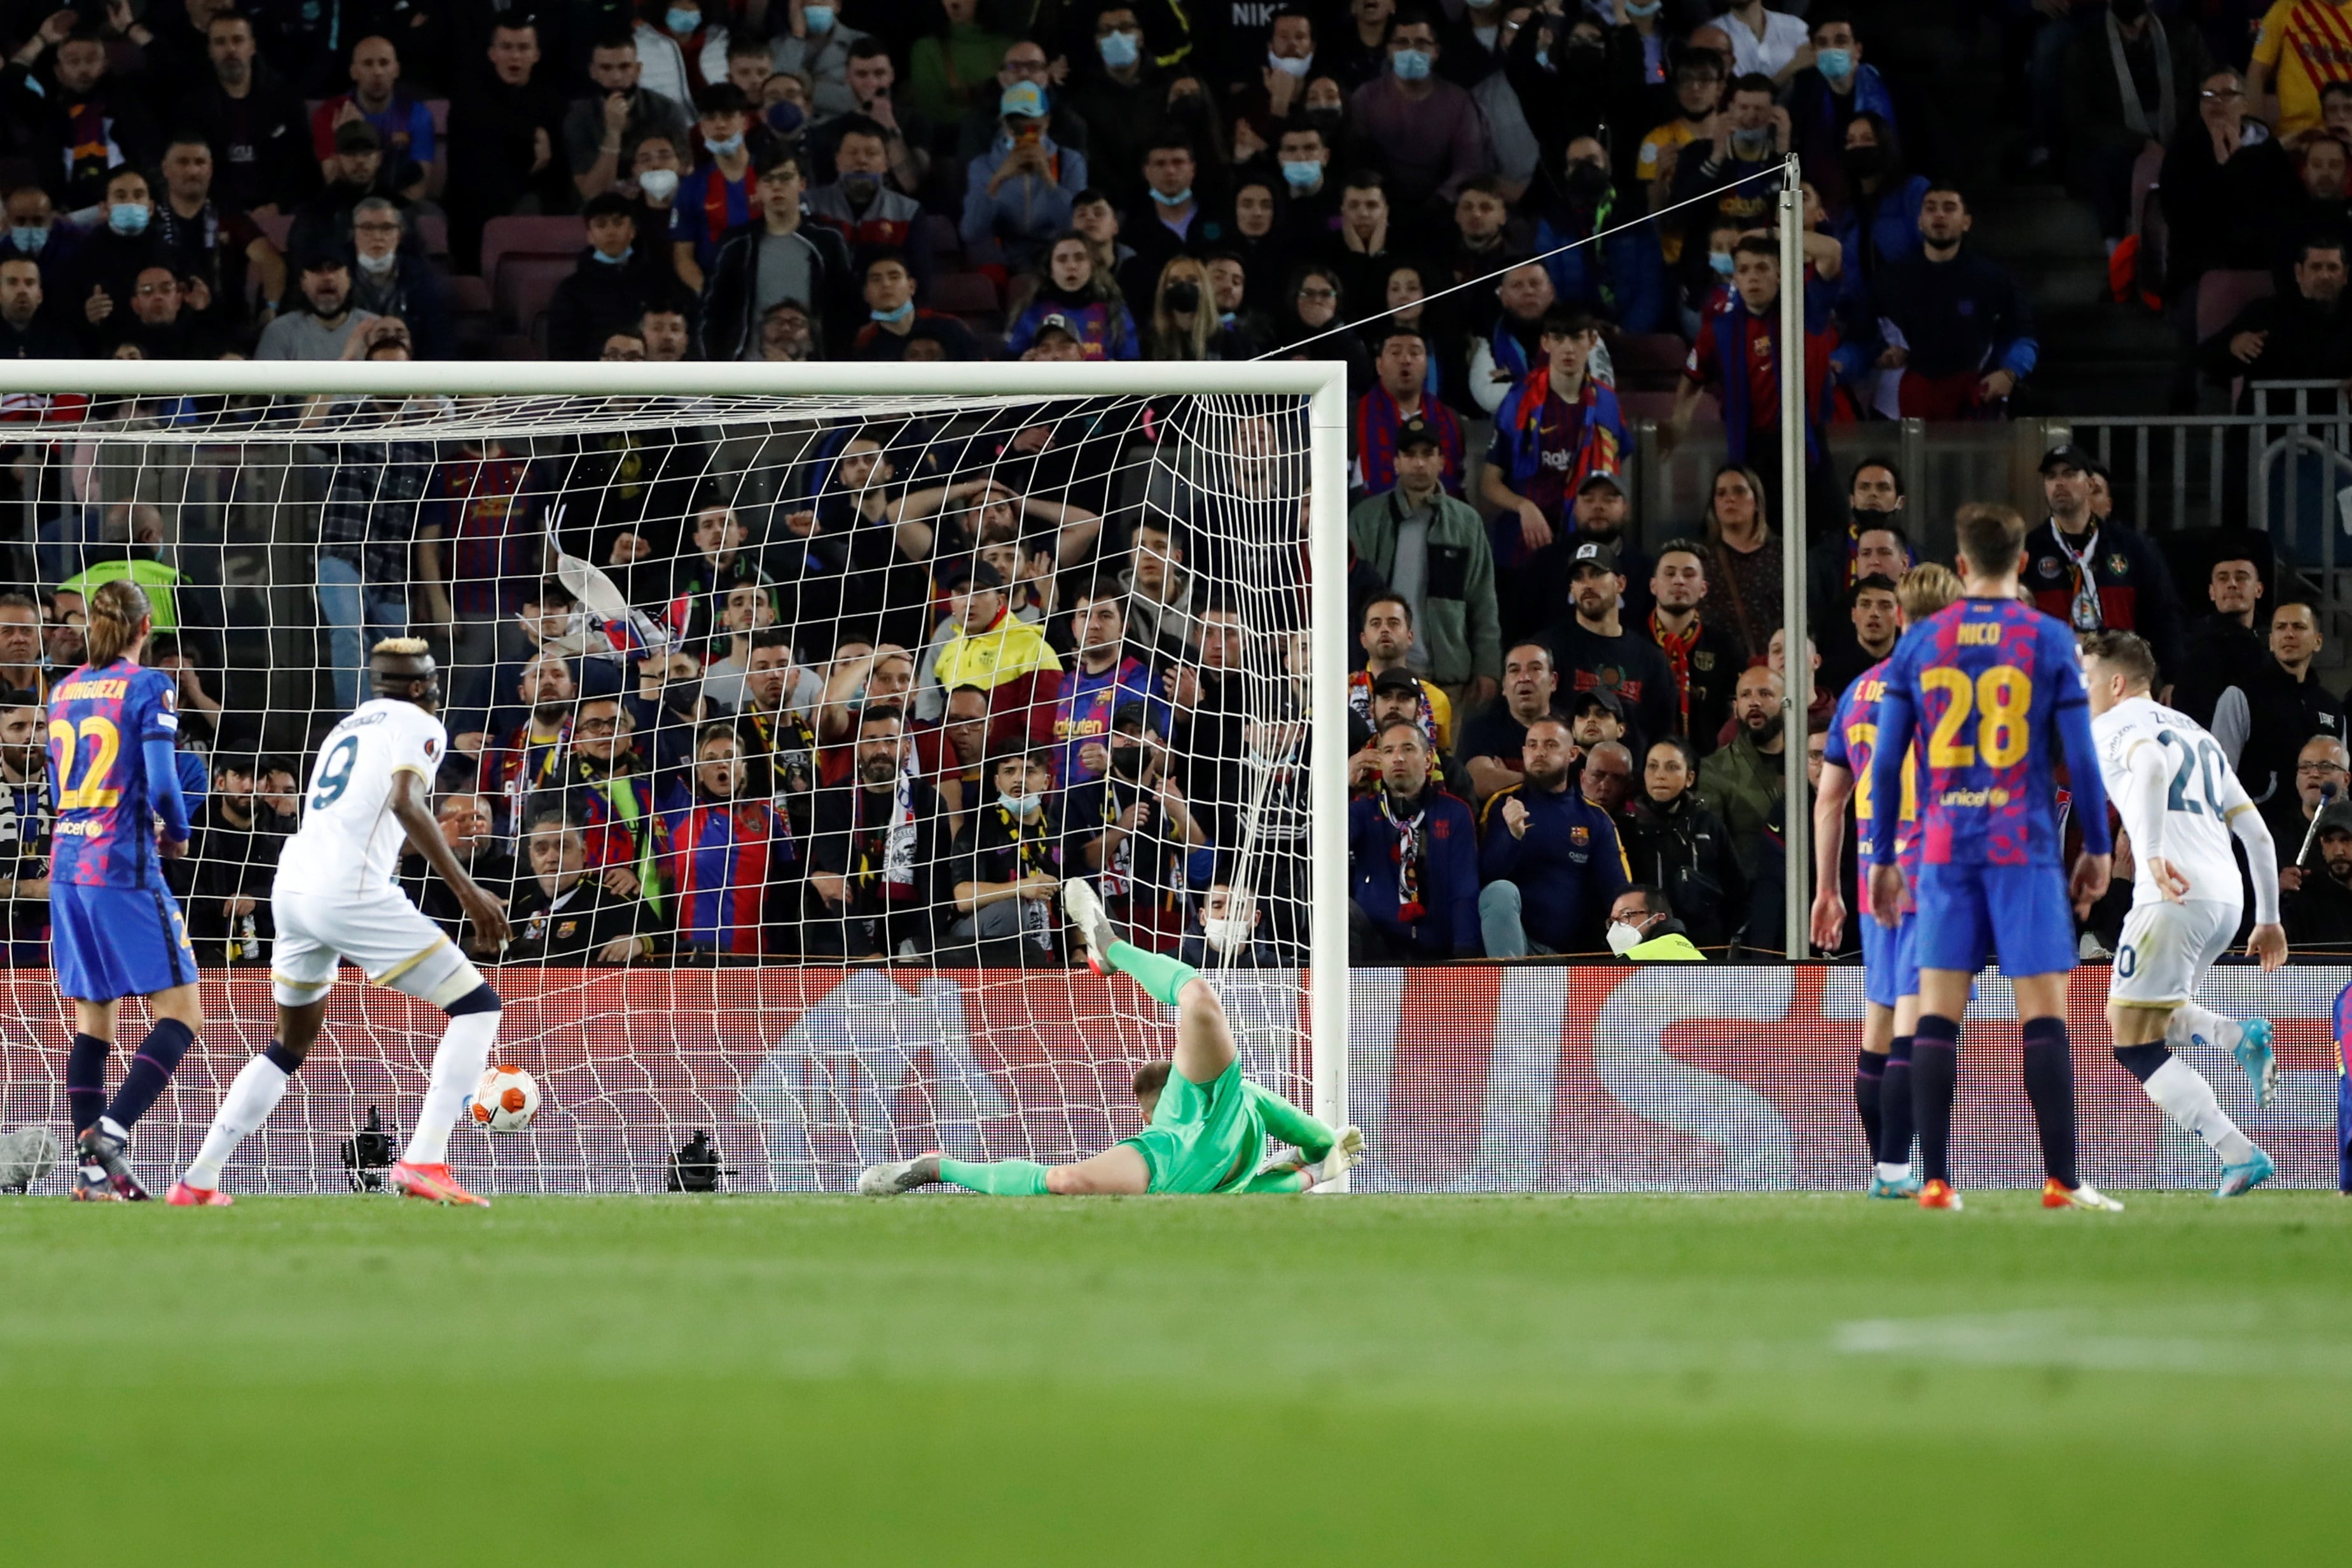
[1120,1060,1334,1195]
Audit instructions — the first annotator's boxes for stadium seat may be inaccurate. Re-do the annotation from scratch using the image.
[930,271,1001,329]
[254,211,294,252]
[496,255,575,338]
[916,212,962,269]
[413,212,449,260]
[480,215,588,298]
[1613,332,1692,392]
[2195,268,2273,345]
[426,98,448,137]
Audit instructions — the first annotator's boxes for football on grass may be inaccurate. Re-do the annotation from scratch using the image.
[471,1066,541,1132]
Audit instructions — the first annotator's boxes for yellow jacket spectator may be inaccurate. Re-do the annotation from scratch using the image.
[1607,886,1706,961]
[932,560,1063,747]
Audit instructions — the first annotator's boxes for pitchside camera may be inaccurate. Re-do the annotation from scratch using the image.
[340,1108,396,1192]
[666,1131,733,1193]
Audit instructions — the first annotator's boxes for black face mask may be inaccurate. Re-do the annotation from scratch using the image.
[1163,280,1200,312]
[1842,144,1888,181]
[1304,106,1343,135]
[1567,163,1610,198]
[1851,504,1895,529]
[1108,744,1145,779]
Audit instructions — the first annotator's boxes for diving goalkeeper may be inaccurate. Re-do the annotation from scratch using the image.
[859,879,1364,1196]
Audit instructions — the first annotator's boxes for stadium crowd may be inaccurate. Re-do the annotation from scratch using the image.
[1,1,2351,965]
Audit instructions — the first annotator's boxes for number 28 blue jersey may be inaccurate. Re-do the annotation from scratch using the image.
[47,660,181,890]
[1871,599,2109,869]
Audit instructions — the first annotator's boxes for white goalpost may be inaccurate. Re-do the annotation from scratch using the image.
[0,358,1351,1195]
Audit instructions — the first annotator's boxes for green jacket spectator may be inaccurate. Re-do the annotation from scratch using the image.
[1348,451,1501,691]
[1696,668,1787,877]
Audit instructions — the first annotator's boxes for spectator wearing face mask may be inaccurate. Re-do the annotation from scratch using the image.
[1350,8,1484,212]
[1786,15,1928,211]
[344,200,453,361]
[771,0,868,120]
[943,745,1070,968]
[566,34,698,205]
[1532,135,1668,333]
[1605,885,1705,959]
[808,115,932,287]
[634,0,730,109]
[548,193,665,361]
[65,168,172,355]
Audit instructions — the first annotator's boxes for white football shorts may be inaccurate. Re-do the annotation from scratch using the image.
[2110,897,2239,1008]
[270,883,484,1009]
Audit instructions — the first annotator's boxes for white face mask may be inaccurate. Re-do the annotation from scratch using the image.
[1606,920,1647,955]
[1204,915,1251,956]
[998,790,1042,820]
[356,249,397,277]
[1268,49,1311,77]
[637,167,680,202]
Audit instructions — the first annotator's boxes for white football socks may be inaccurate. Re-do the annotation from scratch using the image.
[401,1010,499,1166]
[2143,1056,2256,1166]
[181,1054,292,1192]
[2166,1002,2242,1053]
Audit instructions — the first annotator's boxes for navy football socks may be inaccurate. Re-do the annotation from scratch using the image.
[1913,1015,1961,1185]
[104,1017,196,1132]
[1879,1035,1916,1168]
[1853,1049,1885,1162]
[2020,1016,2080,1189]
[65,1032,109,1138]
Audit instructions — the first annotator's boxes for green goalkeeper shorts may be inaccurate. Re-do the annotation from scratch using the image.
[1119,1057,1266,1194]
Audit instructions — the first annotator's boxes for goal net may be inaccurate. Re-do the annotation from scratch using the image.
[0,362,1349,1194]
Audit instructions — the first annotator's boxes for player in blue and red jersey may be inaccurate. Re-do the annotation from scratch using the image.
[1867,505,2122,1213]
[1813,564,1961,1200]
[46,579,203,1200]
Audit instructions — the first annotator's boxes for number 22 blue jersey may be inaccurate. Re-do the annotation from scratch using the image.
[47,660,180,890]
[1874,598,2101,868]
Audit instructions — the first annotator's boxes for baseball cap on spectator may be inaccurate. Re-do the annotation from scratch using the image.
[1577,471,1628,497]
[2038,442,2105,478]
[1396,416,1440,454]
[2314,797,2352,840]
[939,558,1009,592]
[1034,312,1079,344]
[334,120,382,154]
[1568,539,1621,576]
[1369,667,1422,699]
[296,242,350,274]
[1110,698,1152,734]
[1000,81,1046,120]
[1570,687,1623,718]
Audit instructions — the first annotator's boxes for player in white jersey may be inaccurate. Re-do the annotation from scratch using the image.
[2081,631,2283,1197]
[167,640,514,1207]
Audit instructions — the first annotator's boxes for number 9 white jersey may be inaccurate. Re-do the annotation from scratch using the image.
[2091,694,2253,912]
[274,698,450,899]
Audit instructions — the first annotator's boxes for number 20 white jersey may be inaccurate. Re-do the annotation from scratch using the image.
[274,698,449,898]
[2091,694,2253,911]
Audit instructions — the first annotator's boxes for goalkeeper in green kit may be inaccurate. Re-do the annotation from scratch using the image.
[859,880,1364,1197]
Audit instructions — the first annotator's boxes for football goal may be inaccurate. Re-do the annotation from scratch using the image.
[0,359,1350,1194]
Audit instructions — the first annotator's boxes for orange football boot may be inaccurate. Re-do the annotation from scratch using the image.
[389,1160,492,1207]
[165,1181,233,1207]
[1917,1178,1964,1211]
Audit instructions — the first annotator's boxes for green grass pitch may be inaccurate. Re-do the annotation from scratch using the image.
[6,1190,2349,1565]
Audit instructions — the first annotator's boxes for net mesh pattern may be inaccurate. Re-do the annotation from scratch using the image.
[0,387,1322,1192]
